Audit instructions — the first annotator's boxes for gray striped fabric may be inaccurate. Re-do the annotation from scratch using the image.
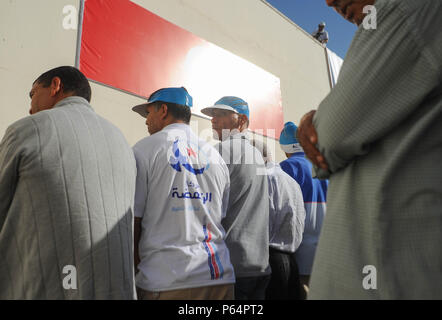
[309,0,442,299]
[0,96,137,299]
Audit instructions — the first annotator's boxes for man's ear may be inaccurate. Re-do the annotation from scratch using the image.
[159,103,168,120]
[239,114,249,128]
[50,77,63,97]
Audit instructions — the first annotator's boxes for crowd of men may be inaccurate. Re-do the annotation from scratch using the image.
[1,0,441,300]
[0,66,325,300]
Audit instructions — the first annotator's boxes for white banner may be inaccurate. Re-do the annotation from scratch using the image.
[326,49,344,87]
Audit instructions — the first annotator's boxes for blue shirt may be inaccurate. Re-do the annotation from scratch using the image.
[280,153,328,275]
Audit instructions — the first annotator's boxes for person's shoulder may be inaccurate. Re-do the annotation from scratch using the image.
[7,115,35,130]
[390,0,431,11]
[216,137,233,154]
[1,114,55,151]
[279,157,292,170]
[281,155,302,166]
[133,131,165,150]
[5,114,44,139]
[265,166,278,192]
[195,141,229,180]
[265,161,277,175]
[198,138,223,158]
[243,136,262,154]
[218,136,232,147]
[282,155,312,174]
[397,0,441,31]
[375,0,433,22]
[272,162,286,176]
[277,165,302,190]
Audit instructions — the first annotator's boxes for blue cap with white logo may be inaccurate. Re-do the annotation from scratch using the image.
[132,87,193,118]
[279,121,304,154]
[201,96,250,119]
[279,122,298,145]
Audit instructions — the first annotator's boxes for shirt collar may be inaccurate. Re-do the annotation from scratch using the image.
[53,96,92,109]
[229,130,249,140]
[162,123,191,132]
[290,152,305,157]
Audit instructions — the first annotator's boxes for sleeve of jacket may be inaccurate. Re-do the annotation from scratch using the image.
[313,0,442,179]
[0,126,20,226]
[279,174,306,251]
[133,145,148,219]
[221,178,230,221]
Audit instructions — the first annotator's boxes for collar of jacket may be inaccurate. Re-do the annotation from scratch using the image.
[290,151,305,157]
[53,96,92,110]
[229,130,250,140]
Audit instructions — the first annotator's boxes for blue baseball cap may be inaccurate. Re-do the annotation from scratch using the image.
[201,96,250,119]
[279,121,299,145]
[132,87,193,118]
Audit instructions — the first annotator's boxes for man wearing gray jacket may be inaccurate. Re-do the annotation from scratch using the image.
[202,96,270,300]
[0,66,137,299]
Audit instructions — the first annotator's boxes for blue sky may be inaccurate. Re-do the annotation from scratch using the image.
[266,0,358,59]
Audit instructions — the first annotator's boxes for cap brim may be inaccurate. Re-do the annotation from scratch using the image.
[200,104,239,117]
[132,103,149,118]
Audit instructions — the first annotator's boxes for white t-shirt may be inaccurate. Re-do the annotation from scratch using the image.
[266,162,305,253]
[133,123,235,291]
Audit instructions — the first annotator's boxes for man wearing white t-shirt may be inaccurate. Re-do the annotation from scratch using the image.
[132,87,235,300]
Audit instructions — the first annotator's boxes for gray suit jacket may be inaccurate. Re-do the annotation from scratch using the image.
[0,96,137,299]
[217,133,270,278]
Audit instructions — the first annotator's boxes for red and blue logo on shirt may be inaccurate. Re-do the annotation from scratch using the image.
[168,139,210,175]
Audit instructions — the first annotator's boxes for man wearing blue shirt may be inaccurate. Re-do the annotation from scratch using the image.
[279,122,328,299]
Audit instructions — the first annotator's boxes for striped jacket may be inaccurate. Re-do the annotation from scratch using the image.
[0,96,137,299]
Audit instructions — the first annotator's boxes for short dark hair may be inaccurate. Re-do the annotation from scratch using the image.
[153,102,191,124]
[34,66,92,102]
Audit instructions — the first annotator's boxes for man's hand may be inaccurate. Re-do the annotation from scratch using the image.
[297,110,329,171]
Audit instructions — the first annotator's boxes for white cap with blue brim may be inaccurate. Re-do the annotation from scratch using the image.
[201,96,250,119]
